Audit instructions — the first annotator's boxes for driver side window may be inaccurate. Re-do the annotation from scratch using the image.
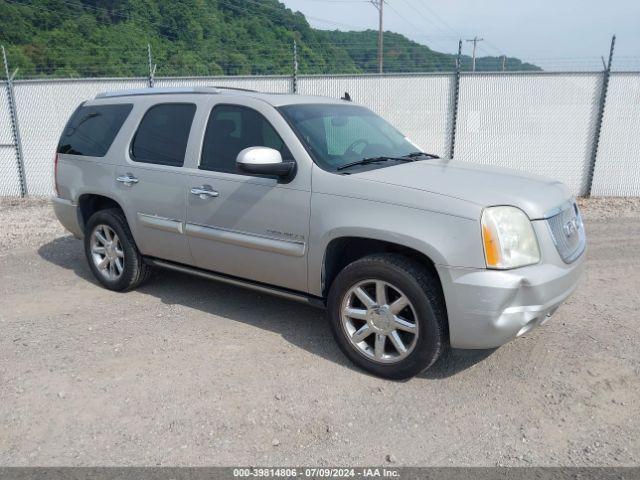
[200,104,292,174]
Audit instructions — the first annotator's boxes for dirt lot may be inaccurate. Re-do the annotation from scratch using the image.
[0,198,639,466]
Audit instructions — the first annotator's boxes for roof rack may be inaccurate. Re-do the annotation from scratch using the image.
[95,85,257,99]
[214,86,258,92]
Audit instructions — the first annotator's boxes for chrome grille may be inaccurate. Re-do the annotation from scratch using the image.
[546,202,586,263]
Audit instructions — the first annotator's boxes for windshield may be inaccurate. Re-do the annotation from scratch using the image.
[279,104,421,172]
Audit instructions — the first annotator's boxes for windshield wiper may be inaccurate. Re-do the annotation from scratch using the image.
[405,151,440,159]
[336,156,412,171]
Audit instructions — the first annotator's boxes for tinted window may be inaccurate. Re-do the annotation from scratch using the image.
[131,103,196,166]
[57,103,132,157]
[200,104,291,174]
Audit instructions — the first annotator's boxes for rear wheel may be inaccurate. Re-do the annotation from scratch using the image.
[84,208,151,292]
[328,253,447,379]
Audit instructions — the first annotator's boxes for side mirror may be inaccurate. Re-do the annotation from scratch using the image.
[236,147,295,178]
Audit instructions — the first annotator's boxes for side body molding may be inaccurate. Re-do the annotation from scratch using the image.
[137,214,307,258]
[184,223,306,257]
[137,213,184,234]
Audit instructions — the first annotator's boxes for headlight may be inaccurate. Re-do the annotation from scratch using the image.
[481,206,540,269]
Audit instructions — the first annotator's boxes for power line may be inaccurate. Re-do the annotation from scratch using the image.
[397,0,455,39]
[400,0,507,60]
[483,38,505,56]
[393,0,460,52]
[407,0,459,37]
[384,3,432,40]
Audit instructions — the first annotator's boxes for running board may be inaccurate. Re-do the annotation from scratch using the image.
[145,258,325,308]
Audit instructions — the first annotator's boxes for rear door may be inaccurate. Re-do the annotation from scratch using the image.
[184,100,311,291]
[56,102,133,202]
[114,100,197,266]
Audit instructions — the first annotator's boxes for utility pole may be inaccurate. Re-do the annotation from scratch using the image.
[465,36,484,72]
[501,55,506,72]
[370,0,384,74]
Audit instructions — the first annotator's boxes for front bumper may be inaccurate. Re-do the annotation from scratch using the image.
[436,250,585,349]
[52,197,83,238]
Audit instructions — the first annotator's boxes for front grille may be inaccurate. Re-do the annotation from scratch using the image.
[546,202,586,263]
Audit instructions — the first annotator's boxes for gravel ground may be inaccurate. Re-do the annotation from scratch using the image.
[0,197,639,466]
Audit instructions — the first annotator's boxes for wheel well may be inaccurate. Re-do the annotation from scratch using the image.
[322,237,440,297]
[78,194,123,233]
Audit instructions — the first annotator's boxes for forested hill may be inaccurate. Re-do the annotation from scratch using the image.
[0,0,539,78]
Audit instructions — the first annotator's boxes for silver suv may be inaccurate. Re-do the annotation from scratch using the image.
[52,87,586,378]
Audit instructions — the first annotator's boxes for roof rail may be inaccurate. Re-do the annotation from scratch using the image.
[95,86,222,99]
[96,85,258,99]
[212,86,258,92]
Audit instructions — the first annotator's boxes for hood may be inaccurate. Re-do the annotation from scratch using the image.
[352,159,571,220]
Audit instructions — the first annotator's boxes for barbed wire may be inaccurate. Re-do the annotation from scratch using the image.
[10,52,640,77]
[14,61,640,79]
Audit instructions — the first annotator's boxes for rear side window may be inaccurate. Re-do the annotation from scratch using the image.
[131,103,196,167]
[57,103,133,157]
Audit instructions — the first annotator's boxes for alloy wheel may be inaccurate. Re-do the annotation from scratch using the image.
[90,224,125,281]
[340,279,419,364]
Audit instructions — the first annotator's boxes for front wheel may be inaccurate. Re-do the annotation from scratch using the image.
[327,254,448,379]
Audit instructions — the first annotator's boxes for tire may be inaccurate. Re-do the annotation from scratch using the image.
[84,208,151,292]
[327,253,447,379]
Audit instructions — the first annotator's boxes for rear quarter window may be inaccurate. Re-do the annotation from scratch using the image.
[57,103,133,157]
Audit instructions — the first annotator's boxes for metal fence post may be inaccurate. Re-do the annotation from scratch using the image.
[1,45,27,197]
[147,43,156,88]
[292,40,298,94]
[448,40,463,159]
[586,35,616,197]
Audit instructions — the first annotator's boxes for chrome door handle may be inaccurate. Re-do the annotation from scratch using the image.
[116,174,139,186]
[190,186,219,199]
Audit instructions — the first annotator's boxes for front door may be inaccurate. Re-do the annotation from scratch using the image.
[185,102,310,291]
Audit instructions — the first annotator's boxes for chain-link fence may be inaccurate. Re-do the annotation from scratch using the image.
[0,80,22,196]
[1,71,639,197]
[591,73,640,196]
[455,72,603,195]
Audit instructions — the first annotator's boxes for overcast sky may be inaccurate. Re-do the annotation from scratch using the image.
[281,0,639,69]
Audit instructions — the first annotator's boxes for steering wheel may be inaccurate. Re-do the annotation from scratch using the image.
[345,139,370,157]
